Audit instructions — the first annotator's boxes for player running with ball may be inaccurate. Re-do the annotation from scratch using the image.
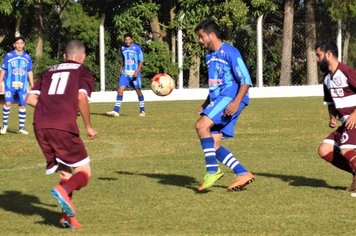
[195,19,255,192]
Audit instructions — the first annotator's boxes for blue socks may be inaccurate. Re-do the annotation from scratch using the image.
[114,95,123,112]
[200,137,219,173]
[138,95,145,113]
[216,146,248,175]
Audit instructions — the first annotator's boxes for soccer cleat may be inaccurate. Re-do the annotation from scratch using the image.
[18,129,29,135]
[106,111,120,117]
[227,172,255,191]
[139,111,145,117]
[0,125,8,135]
[60,213,81,229]
[197,168,224,192]
[51,185,76,217]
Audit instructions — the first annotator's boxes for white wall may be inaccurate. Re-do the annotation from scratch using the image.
[90,85,323,103]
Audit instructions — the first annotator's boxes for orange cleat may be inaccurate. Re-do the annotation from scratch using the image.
[51,185,76,217]
[227,172,255,191]
[60,213,81,229]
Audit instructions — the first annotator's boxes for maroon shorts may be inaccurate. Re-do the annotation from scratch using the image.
[323,125,356,150]
[34,129,89,175]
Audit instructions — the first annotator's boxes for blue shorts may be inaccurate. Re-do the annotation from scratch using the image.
[118,75,142,89]
[202,96,247,138]
[4,89,27,106]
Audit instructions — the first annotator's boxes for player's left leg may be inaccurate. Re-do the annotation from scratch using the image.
[17,91,28,134]
[133,77,145,116]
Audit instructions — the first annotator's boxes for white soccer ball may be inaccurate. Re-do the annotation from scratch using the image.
[150,73,175,96]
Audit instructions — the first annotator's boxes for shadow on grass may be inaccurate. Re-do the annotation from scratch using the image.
[0,191,61,227]
[113,171,202,193]
[255,172,346,191]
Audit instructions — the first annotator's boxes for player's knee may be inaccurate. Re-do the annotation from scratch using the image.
[318,143,332,158]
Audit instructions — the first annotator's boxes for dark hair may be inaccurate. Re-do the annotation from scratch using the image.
[315,42,338,57]
[195,19,221,39]
[14,36,25,43]
[124,33,133,39]
[65,40,86,55]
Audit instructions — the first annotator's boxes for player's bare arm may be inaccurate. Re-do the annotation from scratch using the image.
[26,93,38,107]
[28,71,34,88]
[224,84,250,116]
[133,61,143,78]
[0,70,5,93]
[327,104,338,128]
[345,109,356,130]
[199,95,210,113]
[78,91,97,139]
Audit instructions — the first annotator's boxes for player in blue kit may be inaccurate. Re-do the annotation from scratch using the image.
[0,36,33,135]
[195,19,255,192]
[106,33,145,117]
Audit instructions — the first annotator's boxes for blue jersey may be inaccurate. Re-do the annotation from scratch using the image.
[1,50,32,92]
[120,43,144,78]
[206,43,251,104]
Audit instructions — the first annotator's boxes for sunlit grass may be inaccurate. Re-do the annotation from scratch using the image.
[1,97,356,235]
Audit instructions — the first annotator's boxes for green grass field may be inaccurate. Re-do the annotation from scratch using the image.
[1,97,356,235]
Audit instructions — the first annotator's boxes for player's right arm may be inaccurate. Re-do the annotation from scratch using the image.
[0,70,5,93]
[78,91,96,139]
[199,95,210,114]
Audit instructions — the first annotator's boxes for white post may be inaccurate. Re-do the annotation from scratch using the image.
[177,28,183,89]
[256,14,263,87]
[99,14,106,91]
[337,20,342,62]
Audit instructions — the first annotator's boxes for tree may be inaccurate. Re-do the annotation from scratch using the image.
[279,0,294,86]
[328,0,356,64]
[305,0,318,85]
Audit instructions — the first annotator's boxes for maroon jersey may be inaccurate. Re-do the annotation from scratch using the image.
[323,63,356,122]
[30,60,95,134]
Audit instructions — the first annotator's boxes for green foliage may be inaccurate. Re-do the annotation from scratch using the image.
[0,0,13,15]
[61,2,101,48]
[142,41,178,83]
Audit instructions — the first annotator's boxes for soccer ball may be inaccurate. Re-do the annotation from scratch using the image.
[150,73,175,96]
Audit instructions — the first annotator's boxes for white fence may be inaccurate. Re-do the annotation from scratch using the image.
[90,85,323,103]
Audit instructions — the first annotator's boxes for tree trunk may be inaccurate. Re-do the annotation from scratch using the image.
[34,4,44,62]
[343,25,350,64]
[15,12,21,36]
[170,4,176,64]
[150,15,163,42]
[188,54,200,88]
[305,0,318,85]
[279,0,294,86]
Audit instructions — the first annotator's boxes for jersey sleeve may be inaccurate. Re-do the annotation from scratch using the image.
[27,54,33,72]
[1,54,10,71]
[138,46,144,62]
[230,49,252,86]
[79,67,95,97]
[344,66,356,88]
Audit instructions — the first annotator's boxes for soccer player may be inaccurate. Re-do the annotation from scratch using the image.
[106,33,145,117]
[316,42,356,196]
[194,19,255,192]
[26,40,97,228]
[0,36,33,135]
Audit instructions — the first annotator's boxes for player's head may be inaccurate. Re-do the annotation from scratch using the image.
[195,19,221,50]
[64,40,86,64]
[123,33,133,47]
[13,36,25,53]
[315,42,338,74]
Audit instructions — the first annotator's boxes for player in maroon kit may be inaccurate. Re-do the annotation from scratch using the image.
[316,42,356,197]
[26,40,97,228]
